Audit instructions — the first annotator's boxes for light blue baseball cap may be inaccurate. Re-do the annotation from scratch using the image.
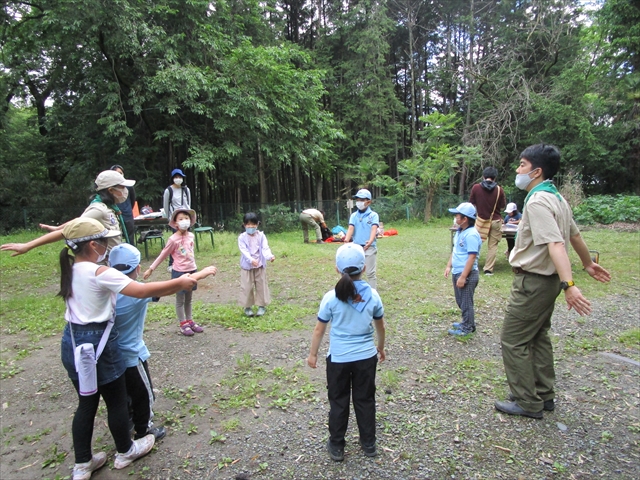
[108,243,141,274]
[336,243,366,275]
[448,202,477,220]
[353,189,372,200]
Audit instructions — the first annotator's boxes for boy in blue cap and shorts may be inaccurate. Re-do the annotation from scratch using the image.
[344,189,380,289]
[444,202,482,336]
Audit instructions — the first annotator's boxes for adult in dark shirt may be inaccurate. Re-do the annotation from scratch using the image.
[469,167,506,275]
[111,165,137,244]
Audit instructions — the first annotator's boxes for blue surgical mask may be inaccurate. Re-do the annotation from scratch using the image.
[245,227,257,235]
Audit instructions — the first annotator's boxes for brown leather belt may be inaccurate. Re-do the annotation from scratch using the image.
[512,267,528,275]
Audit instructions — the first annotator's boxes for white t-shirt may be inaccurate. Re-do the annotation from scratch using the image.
[65,262,133,325]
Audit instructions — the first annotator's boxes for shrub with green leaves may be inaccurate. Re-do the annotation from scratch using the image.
[572,195,640,225]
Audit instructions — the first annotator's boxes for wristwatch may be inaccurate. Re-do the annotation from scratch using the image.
[560,280,575,291]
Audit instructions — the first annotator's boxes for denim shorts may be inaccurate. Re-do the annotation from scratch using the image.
[61,322,126,386]
[171,269,198,293]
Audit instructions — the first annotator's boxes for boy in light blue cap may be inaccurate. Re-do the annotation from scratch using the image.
[344,189,380,289]
[444,202,482,336]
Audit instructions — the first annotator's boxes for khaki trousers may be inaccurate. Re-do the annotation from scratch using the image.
[482,219,503,272]
[239,267,271,308]
[364,247,377,290]
[300,212,322,242]
[501,272,560,412]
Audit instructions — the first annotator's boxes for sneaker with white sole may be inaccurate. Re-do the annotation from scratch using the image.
[73,452,107,480]
[256,306,266,316]
[114,434,155,469]
[244,307,254,317]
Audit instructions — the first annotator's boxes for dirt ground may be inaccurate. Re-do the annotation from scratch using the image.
[1,265,639,480]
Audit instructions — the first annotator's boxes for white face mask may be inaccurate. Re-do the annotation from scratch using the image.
[177,219,191,231]
[356,201,366,210]
[515,169,538,190]
[92,243,107,263]
[115,187,129,204]
[174,177,183,186]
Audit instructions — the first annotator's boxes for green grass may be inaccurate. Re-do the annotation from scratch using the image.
[619,328,640,348]
[1,222,637,365]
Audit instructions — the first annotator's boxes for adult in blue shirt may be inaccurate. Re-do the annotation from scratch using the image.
[344,189,380,289]
[444,202,482,335]
[503,202,522,259]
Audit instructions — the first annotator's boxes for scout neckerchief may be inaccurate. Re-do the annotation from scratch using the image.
[524,180,563,208]
[90,197,129,244]
[348,280,372,312]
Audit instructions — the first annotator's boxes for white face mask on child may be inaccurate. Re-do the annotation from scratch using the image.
[177,219,191,231]
[356,201,366,211]
[174,177,183,186]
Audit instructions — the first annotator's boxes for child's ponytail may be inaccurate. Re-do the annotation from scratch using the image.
[335,267,359,302]
[58,247,75,300]
[58,240,92,300]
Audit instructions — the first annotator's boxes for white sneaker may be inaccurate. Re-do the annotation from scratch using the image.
[114,434,155,469]
[73,452,107,480]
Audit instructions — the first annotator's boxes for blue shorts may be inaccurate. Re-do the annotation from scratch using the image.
[171,269,198,293]
[61,322,126,386]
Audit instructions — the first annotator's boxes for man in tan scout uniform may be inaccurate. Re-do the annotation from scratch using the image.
[300,208,327,244]
[495,144,611,419]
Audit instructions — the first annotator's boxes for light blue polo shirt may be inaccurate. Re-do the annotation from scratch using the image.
[318,281,384,363]
[348,208,380,248]
[451,226,482,274]
[115,288,157,368]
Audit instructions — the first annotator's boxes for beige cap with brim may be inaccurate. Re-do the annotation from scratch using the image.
[62,217,121,251]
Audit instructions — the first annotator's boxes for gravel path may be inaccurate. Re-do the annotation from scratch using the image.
[1,290,638,480]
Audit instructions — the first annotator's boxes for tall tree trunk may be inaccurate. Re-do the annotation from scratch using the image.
[257,137,267,205]
[294,156,302,210]
[315,174,323,209]
[458,0,475,197]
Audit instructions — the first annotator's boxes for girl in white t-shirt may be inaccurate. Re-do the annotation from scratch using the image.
[59,218,197,480]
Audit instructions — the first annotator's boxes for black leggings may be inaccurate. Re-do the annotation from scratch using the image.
[71,374,132,463]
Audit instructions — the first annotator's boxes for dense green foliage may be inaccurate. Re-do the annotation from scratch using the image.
[1,0,638,229]
[573,195,640,225]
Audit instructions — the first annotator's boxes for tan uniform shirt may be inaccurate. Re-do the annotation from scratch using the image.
[81,202,123,250]
[302,209,325,224]
[509,191,579,276]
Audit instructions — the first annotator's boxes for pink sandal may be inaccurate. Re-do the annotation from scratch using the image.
[180,321,194,336]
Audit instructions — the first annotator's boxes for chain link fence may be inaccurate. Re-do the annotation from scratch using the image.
[1,192,468,235]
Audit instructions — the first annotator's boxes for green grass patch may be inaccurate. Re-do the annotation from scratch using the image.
[212,354,316,411]
[619,329,640,348]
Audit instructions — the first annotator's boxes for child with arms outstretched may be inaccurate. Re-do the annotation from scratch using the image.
[144,209,216,336]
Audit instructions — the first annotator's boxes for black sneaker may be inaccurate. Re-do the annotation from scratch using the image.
[326,439,344,462]
[484,270,493,276]
[360,441,377,457]
[135,426,166,441]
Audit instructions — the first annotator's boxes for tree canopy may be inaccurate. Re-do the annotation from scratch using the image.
[1,0,637,223]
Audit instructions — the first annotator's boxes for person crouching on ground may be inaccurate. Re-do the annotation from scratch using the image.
[58,218,198,479]
[238,212,275,317]
[144,209,215,336]
[503,202,522,258]
[444,202,482,336]
[307,243,386,462]
[300,208,328,244]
